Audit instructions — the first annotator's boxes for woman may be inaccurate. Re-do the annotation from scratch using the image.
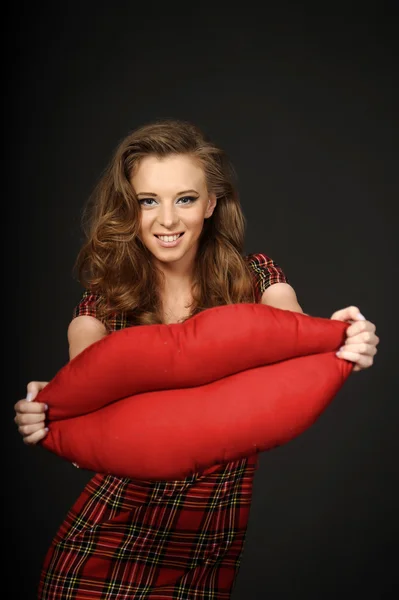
[14,119,379,599]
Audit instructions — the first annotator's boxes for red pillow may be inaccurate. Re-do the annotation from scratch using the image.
[38,303,352,480]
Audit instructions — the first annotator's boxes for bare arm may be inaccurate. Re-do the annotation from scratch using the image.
[15,315,108,445]
[67,315,108,360]
[261,282,304,313]
[262,283,379,372]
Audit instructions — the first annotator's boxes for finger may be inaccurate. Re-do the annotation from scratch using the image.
[346,320,377,337]
[23,428,49,446]
[330,306,365,322]
[26,381,49,402]
[18,422,47,436]
[14,399,48,414]
[340,343,378,357]
[14,412,46,427]
[344,331,379,346]
[336,350,374,369]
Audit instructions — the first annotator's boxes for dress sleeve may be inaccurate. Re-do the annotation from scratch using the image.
[245,253,289,302]
[72,290,130,331]
[72,290,102,319]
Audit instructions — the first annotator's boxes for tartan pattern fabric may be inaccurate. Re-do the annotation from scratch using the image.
[38,253,288,599]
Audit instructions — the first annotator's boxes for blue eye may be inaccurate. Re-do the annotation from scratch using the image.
[139,198,157,206]
[177,196,198,205]
[139,196,198,207]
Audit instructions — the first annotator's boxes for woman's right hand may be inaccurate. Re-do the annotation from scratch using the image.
[14,381,49,445]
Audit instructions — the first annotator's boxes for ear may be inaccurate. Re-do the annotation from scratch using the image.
[204,193,217,219]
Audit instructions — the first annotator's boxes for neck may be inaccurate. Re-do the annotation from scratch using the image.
[161,270,193,297]
[155,251,197,295]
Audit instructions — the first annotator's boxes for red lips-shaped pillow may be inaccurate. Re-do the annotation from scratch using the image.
[38,303,352,480]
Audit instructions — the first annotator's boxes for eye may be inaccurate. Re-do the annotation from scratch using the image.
[139,198,157,207]
[177,196,198,205]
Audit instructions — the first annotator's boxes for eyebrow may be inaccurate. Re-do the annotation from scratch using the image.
[136,189,199,197]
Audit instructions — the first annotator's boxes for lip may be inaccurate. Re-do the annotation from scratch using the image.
[154,232,185,248]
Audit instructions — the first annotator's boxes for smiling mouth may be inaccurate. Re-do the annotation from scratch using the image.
[154,233,184,240]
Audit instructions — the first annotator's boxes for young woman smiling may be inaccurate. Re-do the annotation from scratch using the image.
[14,119,379,599]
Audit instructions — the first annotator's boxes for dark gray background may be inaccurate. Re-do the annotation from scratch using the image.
[6,4,398,598]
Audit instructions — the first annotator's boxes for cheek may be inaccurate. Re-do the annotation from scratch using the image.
[184,208,208,231]
[140,213,151,234]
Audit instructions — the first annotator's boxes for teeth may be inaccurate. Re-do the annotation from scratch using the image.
[157,234,181,242]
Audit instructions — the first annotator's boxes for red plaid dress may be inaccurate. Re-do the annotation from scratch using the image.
[38,253,288,599]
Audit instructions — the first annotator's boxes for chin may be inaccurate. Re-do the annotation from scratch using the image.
[156,253,183,263]
[149,245,184,262]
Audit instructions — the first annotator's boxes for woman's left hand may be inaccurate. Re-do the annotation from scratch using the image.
[330,306,379,372]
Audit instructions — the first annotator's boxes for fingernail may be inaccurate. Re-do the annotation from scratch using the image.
[44,404,49,411]
[44,427,49,433]
[26,392,33,402]
[357,313,366,320]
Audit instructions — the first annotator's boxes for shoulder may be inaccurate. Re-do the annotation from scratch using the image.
[243,253,288,301]
[67,315,108,360]
[244,252,274,264]
[72,289,103,317]
[72,288,131,332]
[70,290,107,340]
[244,253,302,311]
[260,282,302,312]
[244,252,289,284]
[244,252,281,270]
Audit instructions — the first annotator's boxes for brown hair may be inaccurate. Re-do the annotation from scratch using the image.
[74,118,256,327]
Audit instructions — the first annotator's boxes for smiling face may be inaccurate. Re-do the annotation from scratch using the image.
[131,154,217,272]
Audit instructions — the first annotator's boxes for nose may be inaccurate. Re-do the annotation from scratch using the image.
[158,203,180,230]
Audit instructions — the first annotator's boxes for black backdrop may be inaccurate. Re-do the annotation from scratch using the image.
[6,4,398,599]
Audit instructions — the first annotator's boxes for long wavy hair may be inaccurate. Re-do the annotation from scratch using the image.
[74,119,256,327]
